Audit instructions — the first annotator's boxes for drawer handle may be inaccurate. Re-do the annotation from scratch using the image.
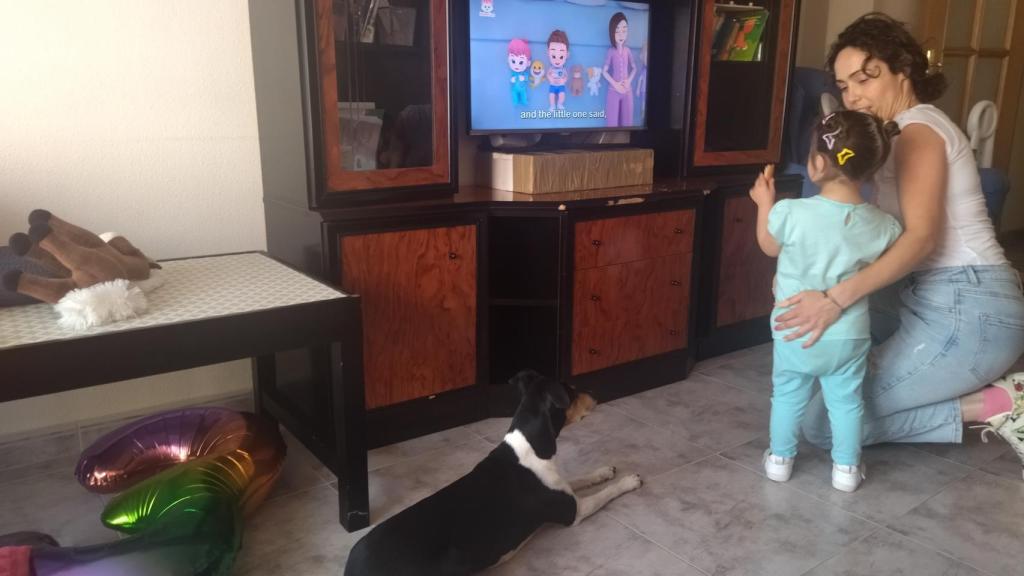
[448,252,457,260]
[671,280,682,286]
[669,329,679,336]
[588,348,599,355]
[591,239,602,247]
[590,294,601,302]
[674,227,684,234]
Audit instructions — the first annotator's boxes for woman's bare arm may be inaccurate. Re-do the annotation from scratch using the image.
[828,123,945,306]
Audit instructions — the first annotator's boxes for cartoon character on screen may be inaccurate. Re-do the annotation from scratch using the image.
[530,60,545,89]
[569,64,584,97]
[602,12,637,127]
[507,39,531,106]
[587,66,602,96]
[479,0,494,17]
[546,29,569,111]
[636,41,648,118]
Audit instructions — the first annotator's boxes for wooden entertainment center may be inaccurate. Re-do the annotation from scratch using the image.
[250,0,801,449]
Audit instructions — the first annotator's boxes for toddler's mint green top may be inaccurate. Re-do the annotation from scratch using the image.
[769,196,902,341]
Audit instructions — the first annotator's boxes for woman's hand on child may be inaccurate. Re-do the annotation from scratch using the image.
[749,164,776,207]
[774,289,842,348]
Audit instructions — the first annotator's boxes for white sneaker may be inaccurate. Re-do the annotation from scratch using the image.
[763,450,794,482]
[832,462,866,492]
[977,373,1024,481]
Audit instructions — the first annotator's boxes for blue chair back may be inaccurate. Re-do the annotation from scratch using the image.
[979,167,1009,229]
[783,67,842,169]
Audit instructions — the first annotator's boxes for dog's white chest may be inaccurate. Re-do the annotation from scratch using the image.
[503,430,572,494]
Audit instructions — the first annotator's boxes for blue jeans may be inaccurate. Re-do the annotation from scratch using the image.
[802,265,1024,448]
[773,338,870,465]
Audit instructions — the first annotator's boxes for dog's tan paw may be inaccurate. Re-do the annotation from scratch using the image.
[597,466,616,482]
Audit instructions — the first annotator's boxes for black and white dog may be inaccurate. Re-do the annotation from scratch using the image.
[344,370,642,575]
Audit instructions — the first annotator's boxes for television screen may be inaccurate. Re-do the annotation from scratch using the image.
[468,0,651,134]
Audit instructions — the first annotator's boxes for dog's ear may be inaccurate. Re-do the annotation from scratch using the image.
[509,369,542,396]
[545,379,570,410]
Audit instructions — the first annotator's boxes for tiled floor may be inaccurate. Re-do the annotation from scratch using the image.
[2,343,1023,576]
[5,234,1024,575]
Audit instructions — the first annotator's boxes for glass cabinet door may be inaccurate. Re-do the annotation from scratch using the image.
[313,0,451,193]
[691,0,796,167]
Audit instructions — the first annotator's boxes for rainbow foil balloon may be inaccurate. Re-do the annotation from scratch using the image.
[0,407,286,576]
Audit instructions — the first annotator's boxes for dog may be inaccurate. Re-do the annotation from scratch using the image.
[344,370,642,575]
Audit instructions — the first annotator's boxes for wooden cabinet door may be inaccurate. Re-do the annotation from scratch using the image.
[574,210,695,270]
[341,225,476,408]
[920,0,1024,169]
[716,196,775,327]
[572,253,691,375]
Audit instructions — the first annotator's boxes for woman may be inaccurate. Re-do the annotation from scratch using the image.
[771,13,1024,478]
[602,12,636,127]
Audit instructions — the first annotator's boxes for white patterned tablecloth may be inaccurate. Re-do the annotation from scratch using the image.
[0,252,349,350]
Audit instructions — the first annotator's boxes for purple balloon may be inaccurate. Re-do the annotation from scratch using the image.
[76,407,267,495]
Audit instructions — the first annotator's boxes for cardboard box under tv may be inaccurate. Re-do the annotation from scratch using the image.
[481,148,654,194]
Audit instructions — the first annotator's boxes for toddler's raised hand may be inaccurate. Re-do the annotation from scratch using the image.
[749,164,776,207]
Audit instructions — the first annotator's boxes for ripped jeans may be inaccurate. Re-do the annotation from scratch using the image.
[802,265,1024,447]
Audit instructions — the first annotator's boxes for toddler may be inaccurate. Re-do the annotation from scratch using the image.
[750,110,903,492]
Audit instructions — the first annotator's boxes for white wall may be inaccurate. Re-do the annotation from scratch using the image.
[873,0,925,32]
[795,0,831,68]
[824,0,875,60]
[0,1,265,439]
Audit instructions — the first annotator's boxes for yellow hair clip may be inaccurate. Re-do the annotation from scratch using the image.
[837,147,856,166]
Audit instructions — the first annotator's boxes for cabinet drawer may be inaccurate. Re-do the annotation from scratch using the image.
[572,253,691,375]
[575,209,695,270]
[340,224,477,408]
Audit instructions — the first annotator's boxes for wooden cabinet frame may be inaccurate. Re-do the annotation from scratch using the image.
[691,0,797,167]
[300,0,454,205]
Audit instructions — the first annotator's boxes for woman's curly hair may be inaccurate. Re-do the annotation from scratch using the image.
[826,12,947,103]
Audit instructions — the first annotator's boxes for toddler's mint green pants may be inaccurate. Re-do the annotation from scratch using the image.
[771,338,870,466]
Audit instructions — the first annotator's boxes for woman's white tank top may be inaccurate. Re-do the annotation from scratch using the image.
[872,104,1007,270]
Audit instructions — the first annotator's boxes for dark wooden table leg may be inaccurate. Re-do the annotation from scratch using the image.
[332,298,369,531]
[251,354,277,418]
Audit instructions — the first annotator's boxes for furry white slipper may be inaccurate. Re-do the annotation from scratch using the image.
[55,279,148,330]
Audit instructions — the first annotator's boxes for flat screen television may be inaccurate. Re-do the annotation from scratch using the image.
[468,0,651,134]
